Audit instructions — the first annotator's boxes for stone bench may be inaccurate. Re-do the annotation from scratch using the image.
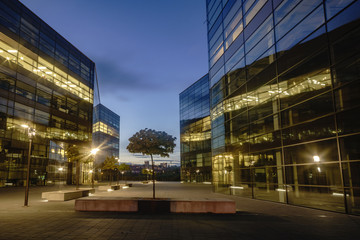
[98,185,120,191]
[42,188,95,201]
[75,197,236,214]
[170,198,236,214]
[98,184,132,191]
[75,197,138,212]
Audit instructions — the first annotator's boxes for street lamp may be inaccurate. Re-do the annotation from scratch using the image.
[121,171,125,183]
[90,148,99,155]
[58,167,64,187]
[313,155,320,162]
[89,169,94,188]
[22,124,35,207]
[196,169,200,182]
[90,148,99,189]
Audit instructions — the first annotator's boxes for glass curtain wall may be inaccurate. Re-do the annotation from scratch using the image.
[0,0,95,187]
[206,0,360,214]
[92,104,120,170]
[180,74,212,182]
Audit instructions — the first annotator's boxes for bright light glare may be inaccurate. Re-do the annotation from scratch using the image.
[58,167,63,171]
[21,124,29,128]
[230,186,244,189]
[332,193,344,196]
[91,148,99,155]
[107,189,114,192]
[122,186,129,189]
[89,170,93,173]
[313,155,320,162]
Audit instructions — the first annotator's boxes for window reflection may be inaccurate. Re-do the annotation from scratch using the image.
[93,121,120,138]
[0,37,93,103]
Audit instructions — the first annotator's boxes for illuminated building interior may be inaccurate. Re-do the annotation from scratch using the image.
[180,74,212,182]
[92,104,120,170]
[0,34,93,103]
[0,0,94,187]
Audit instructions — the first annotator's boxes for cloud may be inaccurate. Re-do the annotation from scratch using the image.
[115,95,130,102]
[95,59,162,93]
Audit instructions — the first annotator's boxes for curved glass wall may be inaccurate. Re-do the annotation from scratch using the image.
[206,0,360,214]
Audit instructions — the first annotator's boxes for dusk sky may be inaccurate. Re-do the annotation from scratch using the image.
[20,0,209,165]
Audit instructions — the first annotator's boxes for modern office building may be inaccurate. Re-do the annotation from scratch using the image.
[92,103,120,165]
[203,0,360,214]
[0,0,95,186]
[180,74,212,182]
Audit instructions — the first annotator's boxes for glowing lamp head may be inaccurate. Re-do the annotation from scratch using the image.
[91,148,99,155]
[313,156,320,162]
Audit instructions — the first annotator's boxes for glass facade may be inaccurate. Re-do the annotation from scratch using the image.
[0,0,95,186]
[180,74,212,182]
[206,0,360,214]
[92,104,120,164]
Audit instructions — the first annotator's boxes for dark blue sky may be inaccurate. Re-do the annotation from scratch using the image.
[20,0,208,165]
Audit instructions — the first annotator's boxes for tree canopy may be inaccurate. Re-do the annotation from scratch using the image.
[127,128,176,199]
[127,128,176,157]
[118,163,130,172]
[102,156,118,171]
[65,144,80,163]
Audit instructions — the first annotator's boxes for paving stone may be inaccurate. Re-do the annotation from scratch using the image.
[0,182,359,239]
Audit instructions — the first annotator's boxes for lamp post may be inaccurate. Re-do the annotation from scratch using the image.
[58,167,64,187]
[196,169,200,182]
[89,170,94,189]
[21,124,35,207]
[90,148,99,189]
[121,171,125,183]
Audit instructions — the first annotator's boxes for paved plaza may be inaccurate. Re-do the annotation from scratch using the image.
[0,182,359,240]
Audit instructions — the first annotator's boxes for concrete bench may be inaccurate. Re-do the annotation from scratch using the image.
[120,183,132,188]
[98,184,132,191]
[42,188,95,201]
[170,198,236,214]
[75,197,236,214]
[75,198,138,212]
[98,185,120,191]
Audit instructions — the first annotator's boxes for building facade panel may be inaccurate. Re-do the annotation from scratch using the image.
[0,0,95,186]
[205,0,360,214]
[180,74,212,182]
[92,104,120,164]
